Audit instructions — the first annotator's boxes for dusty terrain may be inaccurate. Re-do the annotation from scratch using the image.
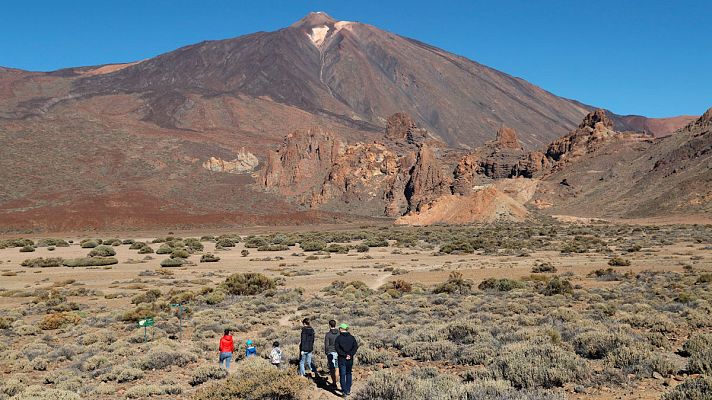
[0,222,710,399]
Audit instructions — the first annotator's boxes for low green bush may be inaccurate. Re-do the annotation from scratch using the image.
[63,257,118,267]
[21,257,64,268]
[222,273,276,295]
[608,257,631,266]
[88,245,116,257]
[160,258,185,267]
[663,376,712,400]
[193,358,307,400]
[200,253,220,262]
[478,278,523,292]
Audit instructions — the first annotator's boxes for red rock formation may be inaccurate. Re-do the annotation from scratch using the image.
[385,113,428,145]
[405,145,452,212]
[546,109,616,162]
[495,125,524,150]
[260,127,343,197]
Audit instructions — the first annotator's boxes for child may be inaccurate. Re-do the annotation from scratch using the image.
[270,341,283,368]
[245,339,257,358]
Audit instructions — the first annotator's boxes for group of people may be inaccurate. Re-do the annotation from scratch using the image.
[218,317,359,397]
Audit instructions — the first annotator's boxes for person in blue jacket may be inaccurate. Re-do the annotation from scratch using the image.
[245,339,257,358]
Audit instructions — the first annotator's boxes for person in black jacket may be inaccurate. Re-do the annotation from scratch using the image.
[299,318,315,376]
[324,319,340,387]
[334,323,358,397]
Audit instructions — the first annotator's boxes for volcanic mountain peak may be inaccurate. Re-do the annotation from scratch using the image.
[291,11,338,29]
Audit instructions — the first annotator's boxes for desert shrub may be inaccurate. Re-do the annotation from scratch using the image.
[300,240,326,252]
[433,272,474,294]
[19,245,35,252]
[355,243,370,252]
[539,277,573,296]
[696,273,712,284]
[325,244,349,253]
[119,303,166,322]
[36,238,69,247]
[63,257,118,267]
[0,317,10,329]
[683,334,712,374]
[606,343,676,377]
[155,243,173,254]
[608,257,631,266]
[21,257,64,268]
[216,238,236,248]
[363,237,389,247]
[132,289,162,305]
[136,345,197,370]
[244,236,269,248]
[478,278,523,292]
[382,279,412,294]
[240,249,249,257]
[257,244,289,251]
[400,340,457,361]
[662,376,712,400]
[138,245,154,254]
[88,245,116,257]
[357,347,396,366]
[588,268,623,281]
[439,241,474,254]
[81,240,99,248]
[189,365,228,386]
[129,241,145,250]
[160,258,184,267]
[200,253,220,262]
[39,313,80,330]
[573,330,632,359]
[184,238,204,252]
[351,370,416,399]
[222,273,276,295]
[494,342,589,389]
[10,385,81,400]
[193,358,308,400]
[532,262,557,273]
[124,384,169,399]
[170,248,190,258]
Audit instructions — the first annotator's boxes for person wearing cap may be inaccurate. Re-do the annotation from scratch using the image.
[334,323,359,397]
[299,318,316,377]
[218,329,234,370]
[324,319,340,387]
[245,339,257,358]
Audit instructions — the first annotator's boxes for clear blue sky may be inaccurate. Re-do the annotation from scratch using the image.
[2,0,710,117]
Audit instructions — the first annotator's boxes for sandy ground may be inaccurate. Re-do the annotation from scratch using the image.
[0,232,710,399]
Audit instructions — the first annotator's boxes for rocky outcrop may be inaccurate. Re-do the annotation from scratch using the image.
[405,145,452,213]
[546,109,617,162]
[494,126,524,150]
[385,113,428,145]
[260,127,344,197]
[202,148,259,173]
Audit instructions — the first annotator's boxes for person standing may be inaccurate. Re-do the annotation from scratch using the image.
[299,318,315,377]
[324,319,340,387]
[270,341,283,368]
[218,329,234,370]
[335,323,358,397]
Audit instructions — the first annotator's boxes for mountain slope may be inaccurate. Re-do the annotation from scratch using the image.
[0,12,701,231]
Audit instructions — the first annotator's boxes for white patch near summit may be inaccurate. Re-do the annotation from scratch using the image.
[308,25,330,47]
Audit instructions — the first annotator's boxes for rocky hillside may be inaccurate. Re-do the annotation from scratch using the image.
[0,13,702,230]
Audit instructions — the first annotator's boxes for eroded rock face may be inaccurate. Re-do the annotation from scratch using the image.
[495,126,523,150]
[405,145,452,212]
[260,127,344,197]
[202,148,259,173]
[385,113,428,145]
[546,109,617,162]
